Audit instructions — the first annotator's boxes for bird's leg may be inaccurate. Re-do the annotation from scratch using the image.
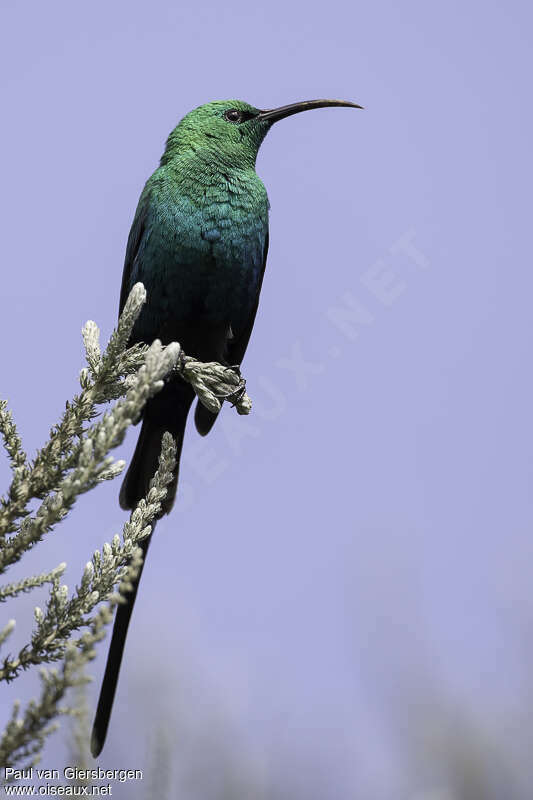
[223,365,248,408]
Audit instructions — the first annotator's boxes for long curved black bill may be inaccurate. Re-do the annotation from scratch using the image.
[256,99,363,124]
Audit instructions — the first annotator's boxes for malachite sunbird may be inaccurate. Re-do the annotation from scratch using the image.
[91,98,362,756]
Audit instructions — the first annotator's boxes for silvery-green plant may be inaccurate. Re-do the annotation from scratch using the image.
[0,284,251,772]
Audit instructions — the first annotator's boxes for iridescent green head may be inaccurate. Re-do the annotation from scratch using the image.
[161,98,362,169]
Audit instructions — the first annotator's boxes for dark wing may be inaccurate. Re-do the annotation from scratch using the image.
[118,198,150,318]
[227,230,269,365]
[194,231,269,436]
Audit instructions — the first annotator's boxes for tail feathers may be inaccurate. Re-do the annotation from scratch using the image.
[119,387,193,514]
[92,386,194,757]
[119,419,173,512]
[91,532,152,758]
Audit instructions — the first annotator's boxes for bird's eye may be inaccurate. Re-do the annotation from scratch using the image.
[224,108,243,123]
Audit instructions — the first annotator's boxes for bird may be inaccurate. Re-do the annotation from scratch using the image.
[90,98,361,757]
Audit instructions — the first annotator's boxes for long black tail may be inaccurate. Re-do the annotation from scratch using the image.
[90,531,152,757]
[91,383,194,757]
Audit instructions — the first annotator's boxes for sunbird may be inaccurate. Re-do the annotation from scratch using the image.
[91,98,362,756]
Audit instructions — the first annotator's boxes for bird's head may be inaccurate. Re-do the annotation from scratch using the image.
[161,98,362,169]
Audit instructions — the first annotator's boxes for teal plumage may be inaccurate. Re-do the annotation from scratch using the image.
[92,97,361,757]
[125,156,269,344]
